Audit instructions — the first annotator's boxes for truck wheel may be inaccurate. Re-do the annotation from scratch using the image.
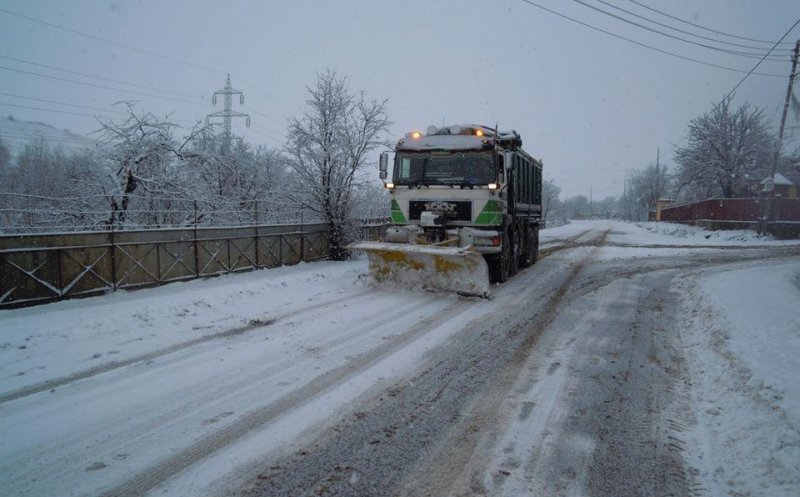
[509,231,519,276]
[519,224,533,268]
[531,225,540,264]
[488,232,511,283]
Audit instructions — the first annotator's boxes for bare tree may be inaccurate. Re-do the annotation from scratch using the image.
[541,178,561,222]
[285,70,390,260]
[97,103,207,227]
[626,164,672,221]
[674,97,773,199]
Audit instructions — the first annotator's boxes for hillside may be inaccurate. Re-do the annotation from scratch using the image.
[0,115,96,158]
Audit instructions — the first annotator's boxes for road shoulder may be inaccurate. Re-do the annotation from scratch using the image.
[676,260,800,497]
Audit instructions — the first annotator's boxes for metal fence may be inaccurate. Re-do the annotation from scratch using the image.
[0,221,388,309]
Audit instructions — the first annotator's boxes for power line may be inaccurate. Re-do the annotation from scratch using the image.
[625,0,795,47]
[516,0,786,77]
[725,21,800,99]
[249,121,287,138]
[0,91,130,115]
[0,131,94,146]
[571,0,790,61]
[0,65,209,107]
[0,55,203,100]
[1,123,281,149]
[0,63,293,135]
[0,93,208,128]
[0,101,99,118]
[0,7,226,76]
[0,100,284,145]
[245,108,288,135]
[238,80,299,114]
[0,7,302,118]
[592,0,794,54]
[0,99,282,145]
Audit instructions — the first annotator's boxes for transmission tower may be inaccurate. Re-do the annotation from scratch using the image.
[206,74,250,154]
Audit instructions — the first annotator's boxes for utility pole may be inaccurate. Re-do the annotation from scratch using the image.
[206,74,251,155]
[760,39,800,235]
[655,147,660,200]
[623,176,628,220]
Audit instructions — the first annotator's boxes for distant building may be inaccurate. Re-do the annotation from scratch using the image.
[761,172,797,199]
[655,198,674,221]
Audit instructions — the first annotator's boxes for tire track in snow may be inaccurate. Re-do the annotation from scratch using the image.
[235,230,609,497]
[0,288,372,406]
[396,230,610,496]
[0,293,442,497]
[539,229,594,258]
[97,298,475,497]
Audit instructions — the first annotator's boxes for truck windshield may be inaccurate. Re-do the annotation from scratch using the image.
[393,152,495,186]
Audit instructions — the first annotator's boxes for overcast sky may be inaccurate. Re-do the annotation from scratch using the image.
[1,0,798,199]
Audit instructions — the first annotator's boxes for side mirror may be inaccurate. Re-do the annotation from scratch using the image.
[379,152,389,180]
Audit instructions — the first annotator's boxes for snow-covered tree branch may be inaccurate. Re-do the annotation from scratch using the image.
[285,70,390,260]
[674,98,773,199]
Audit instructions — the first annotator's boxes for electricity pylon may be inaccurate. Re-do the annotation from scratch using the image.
[206,74,251,154]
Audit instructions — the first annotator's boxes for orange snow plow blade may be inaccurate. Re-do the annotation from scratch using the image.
[349,242,490,297]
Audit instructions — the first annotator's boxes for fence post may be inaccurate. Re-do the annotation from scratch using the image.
[254,200,260,268]
[57,248,64,297]
[193,200,200,276]
[109,224,117,290]
[299,208,305,261]
[155,242,162,282]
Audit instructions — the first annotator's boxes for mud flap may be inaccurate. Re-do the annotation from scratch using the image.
[349,242,490,297]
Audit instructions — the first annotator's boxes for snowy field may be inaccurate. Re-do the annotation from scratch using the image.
[1,220,798,497]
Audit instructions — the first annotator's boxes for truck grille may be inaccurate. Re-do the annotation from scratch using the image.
[408,200,472,221]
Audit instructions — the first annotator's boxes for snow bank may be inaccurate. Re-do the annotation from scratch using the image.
[625,221,799,246]
[678,262,800,497]
[543,219,800,248]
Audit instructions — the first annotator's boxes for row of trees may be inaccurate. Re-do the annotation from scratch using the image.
[620,97,798,221]
[0,71,390,259]
[538,96,798,223]
[3,78,797,250]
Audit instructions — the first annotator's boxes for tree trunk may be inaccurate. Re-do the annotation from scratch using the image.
[327,217,348,261]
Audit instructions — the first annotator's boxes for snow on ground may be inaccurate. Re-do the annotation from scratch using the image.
[1,256,500,497]
[0,261,369,393]
[1,220,795,388]
[678,261,800,497]
[543,219,800,247]
[1,219,798,496]
[617,220,800,246]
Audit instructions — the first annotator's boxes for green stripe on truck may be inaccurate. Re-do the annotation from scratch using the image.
[390,199,407,223]
[475,199,502,225]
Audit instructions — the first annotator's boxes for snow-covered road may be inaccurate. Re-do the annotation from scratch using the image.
[1,221,798,497]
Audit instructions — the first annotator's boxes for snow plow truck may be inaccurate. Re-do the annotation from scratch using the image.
[350,124,543,297]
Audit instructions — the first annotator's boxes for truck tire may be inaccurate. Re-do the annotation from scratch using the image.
[519,224,534,268]
[488,231,511,283]
[509,230,519,276]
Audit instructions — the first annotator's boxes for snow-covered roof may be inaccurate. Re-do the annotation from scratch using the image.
[396,124,520,151]
[762,173,794,186]
[397,134,487,151]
